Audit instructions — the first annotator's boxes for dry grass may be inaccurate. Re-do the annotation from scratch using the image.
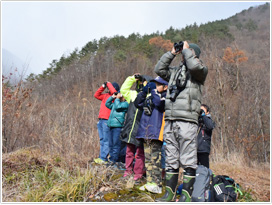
[210,151,270,202]
[2,147,125,202]
[2,146,270,202]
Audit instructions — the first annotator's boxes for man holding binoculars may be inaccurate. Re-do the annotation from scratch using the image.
[154,41,208,202]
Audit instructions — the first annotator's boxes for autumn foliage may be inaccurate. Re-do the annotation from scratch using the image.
[223,47,248,64]
[149,36,173,51]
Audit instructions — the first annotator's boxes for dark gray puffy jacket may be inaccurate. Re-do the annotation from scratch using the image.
[154,49,208,124]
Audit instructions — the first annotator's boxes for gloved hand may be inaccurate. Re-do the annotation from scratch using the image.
[102,82,107,88]
[142,82,156,94]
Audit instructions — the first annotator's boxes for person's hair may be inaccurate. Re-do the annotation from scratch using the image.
[155,82,163,87]
[201,104,210,113]
[155,82,168,88]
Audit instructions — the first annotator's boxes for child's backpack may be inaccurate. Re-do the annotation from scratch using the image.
[191,165,213,202]
[210,175,242,202]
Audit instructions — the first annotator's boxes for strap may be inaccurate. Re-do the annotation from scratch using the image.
[197,126,202,135]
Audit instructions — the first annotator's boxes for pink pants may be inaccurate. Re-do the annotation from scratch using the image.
[124,143,145,180]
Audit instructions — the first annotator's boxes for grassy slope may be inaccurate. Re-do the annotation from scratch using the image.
[2,147,270,202]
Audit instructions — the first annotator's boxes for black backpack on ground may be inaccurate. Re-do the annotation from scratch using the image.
[210,175,242,202]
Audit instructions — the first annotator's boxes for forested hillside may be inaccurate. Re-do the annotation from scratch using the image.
[2,3,270,202]
[3,2,269,162]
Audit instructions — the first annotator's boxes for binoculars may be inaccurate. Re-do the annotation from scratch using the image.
[134,74,144,81]
[169,85,180,102]
[174,41,184,53]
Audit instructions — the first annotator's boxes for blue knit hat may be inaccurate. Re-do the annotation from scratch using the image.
[111,82,120,92]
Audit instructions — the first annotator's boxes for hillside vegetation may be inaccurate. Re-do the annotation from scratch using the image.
[2,3,270,202]
[2,147,270,202]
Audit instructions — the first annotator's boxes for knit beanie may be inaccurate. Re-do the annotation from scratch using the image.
[111,82,120,92]
[189,43,201,58]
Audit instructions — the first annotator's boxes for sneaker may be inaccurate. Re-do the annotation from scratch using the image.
[115,162,126,170]
[139,185,146,191]
[94,158,107,164]
[123,172,132,178]
[133,175,142,181]
[106,161,115,167]
[94,158,100,163]
[134,176,146,185]
[144,182,162,194]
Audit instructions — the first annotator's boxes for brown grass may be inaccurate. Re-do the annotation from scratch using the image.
[210,151,270,202]
[2,146,270,202]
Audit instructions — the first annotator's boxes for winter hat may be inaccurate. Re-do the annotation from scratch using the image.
[111,82,120,92]
[189,43,201,58]
[150,76,168,85]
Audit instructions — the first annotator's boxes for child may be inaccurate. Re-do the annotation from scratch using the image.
[120,74,152,182]
[93,82,119,164]
[134,76,168,194]
[105,92,129,165]
[197,104,215,168]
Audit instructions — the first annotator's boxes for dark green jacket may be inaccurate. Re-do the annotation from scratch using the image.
[105,97,129,128]
[154,48,208,124]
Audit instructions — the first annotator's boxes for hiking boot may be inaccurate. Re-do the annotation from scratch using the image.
[94,158,107,164]
[144,182,162,194]
[178,168,196,202]
[155,169,179,202]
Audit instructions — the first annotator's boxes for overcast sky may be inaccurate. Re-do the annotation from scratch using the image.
[1,1,268,75]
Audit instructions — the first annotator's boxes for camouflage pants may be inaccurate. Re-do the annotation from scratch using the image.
[144,140,163,186]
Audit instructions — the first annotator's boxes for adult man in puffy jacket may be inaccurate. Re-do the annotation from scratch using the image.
[197,104,215,169]
[154,41,208,202]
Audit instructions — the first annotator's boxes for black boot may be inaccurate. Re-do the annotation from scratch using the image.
[155,169,179,202]
[178,168,196,202]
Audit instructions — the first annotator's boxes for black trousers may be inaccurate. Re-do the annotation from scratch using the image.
[197,153,210,169]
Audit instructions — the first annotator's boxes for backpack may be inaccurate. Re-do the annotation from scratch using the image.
[210,175,242,202]
[191,165,213,202]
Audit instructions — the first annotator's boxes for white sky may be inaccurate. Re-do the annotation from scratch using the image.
[1,1,268,75]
